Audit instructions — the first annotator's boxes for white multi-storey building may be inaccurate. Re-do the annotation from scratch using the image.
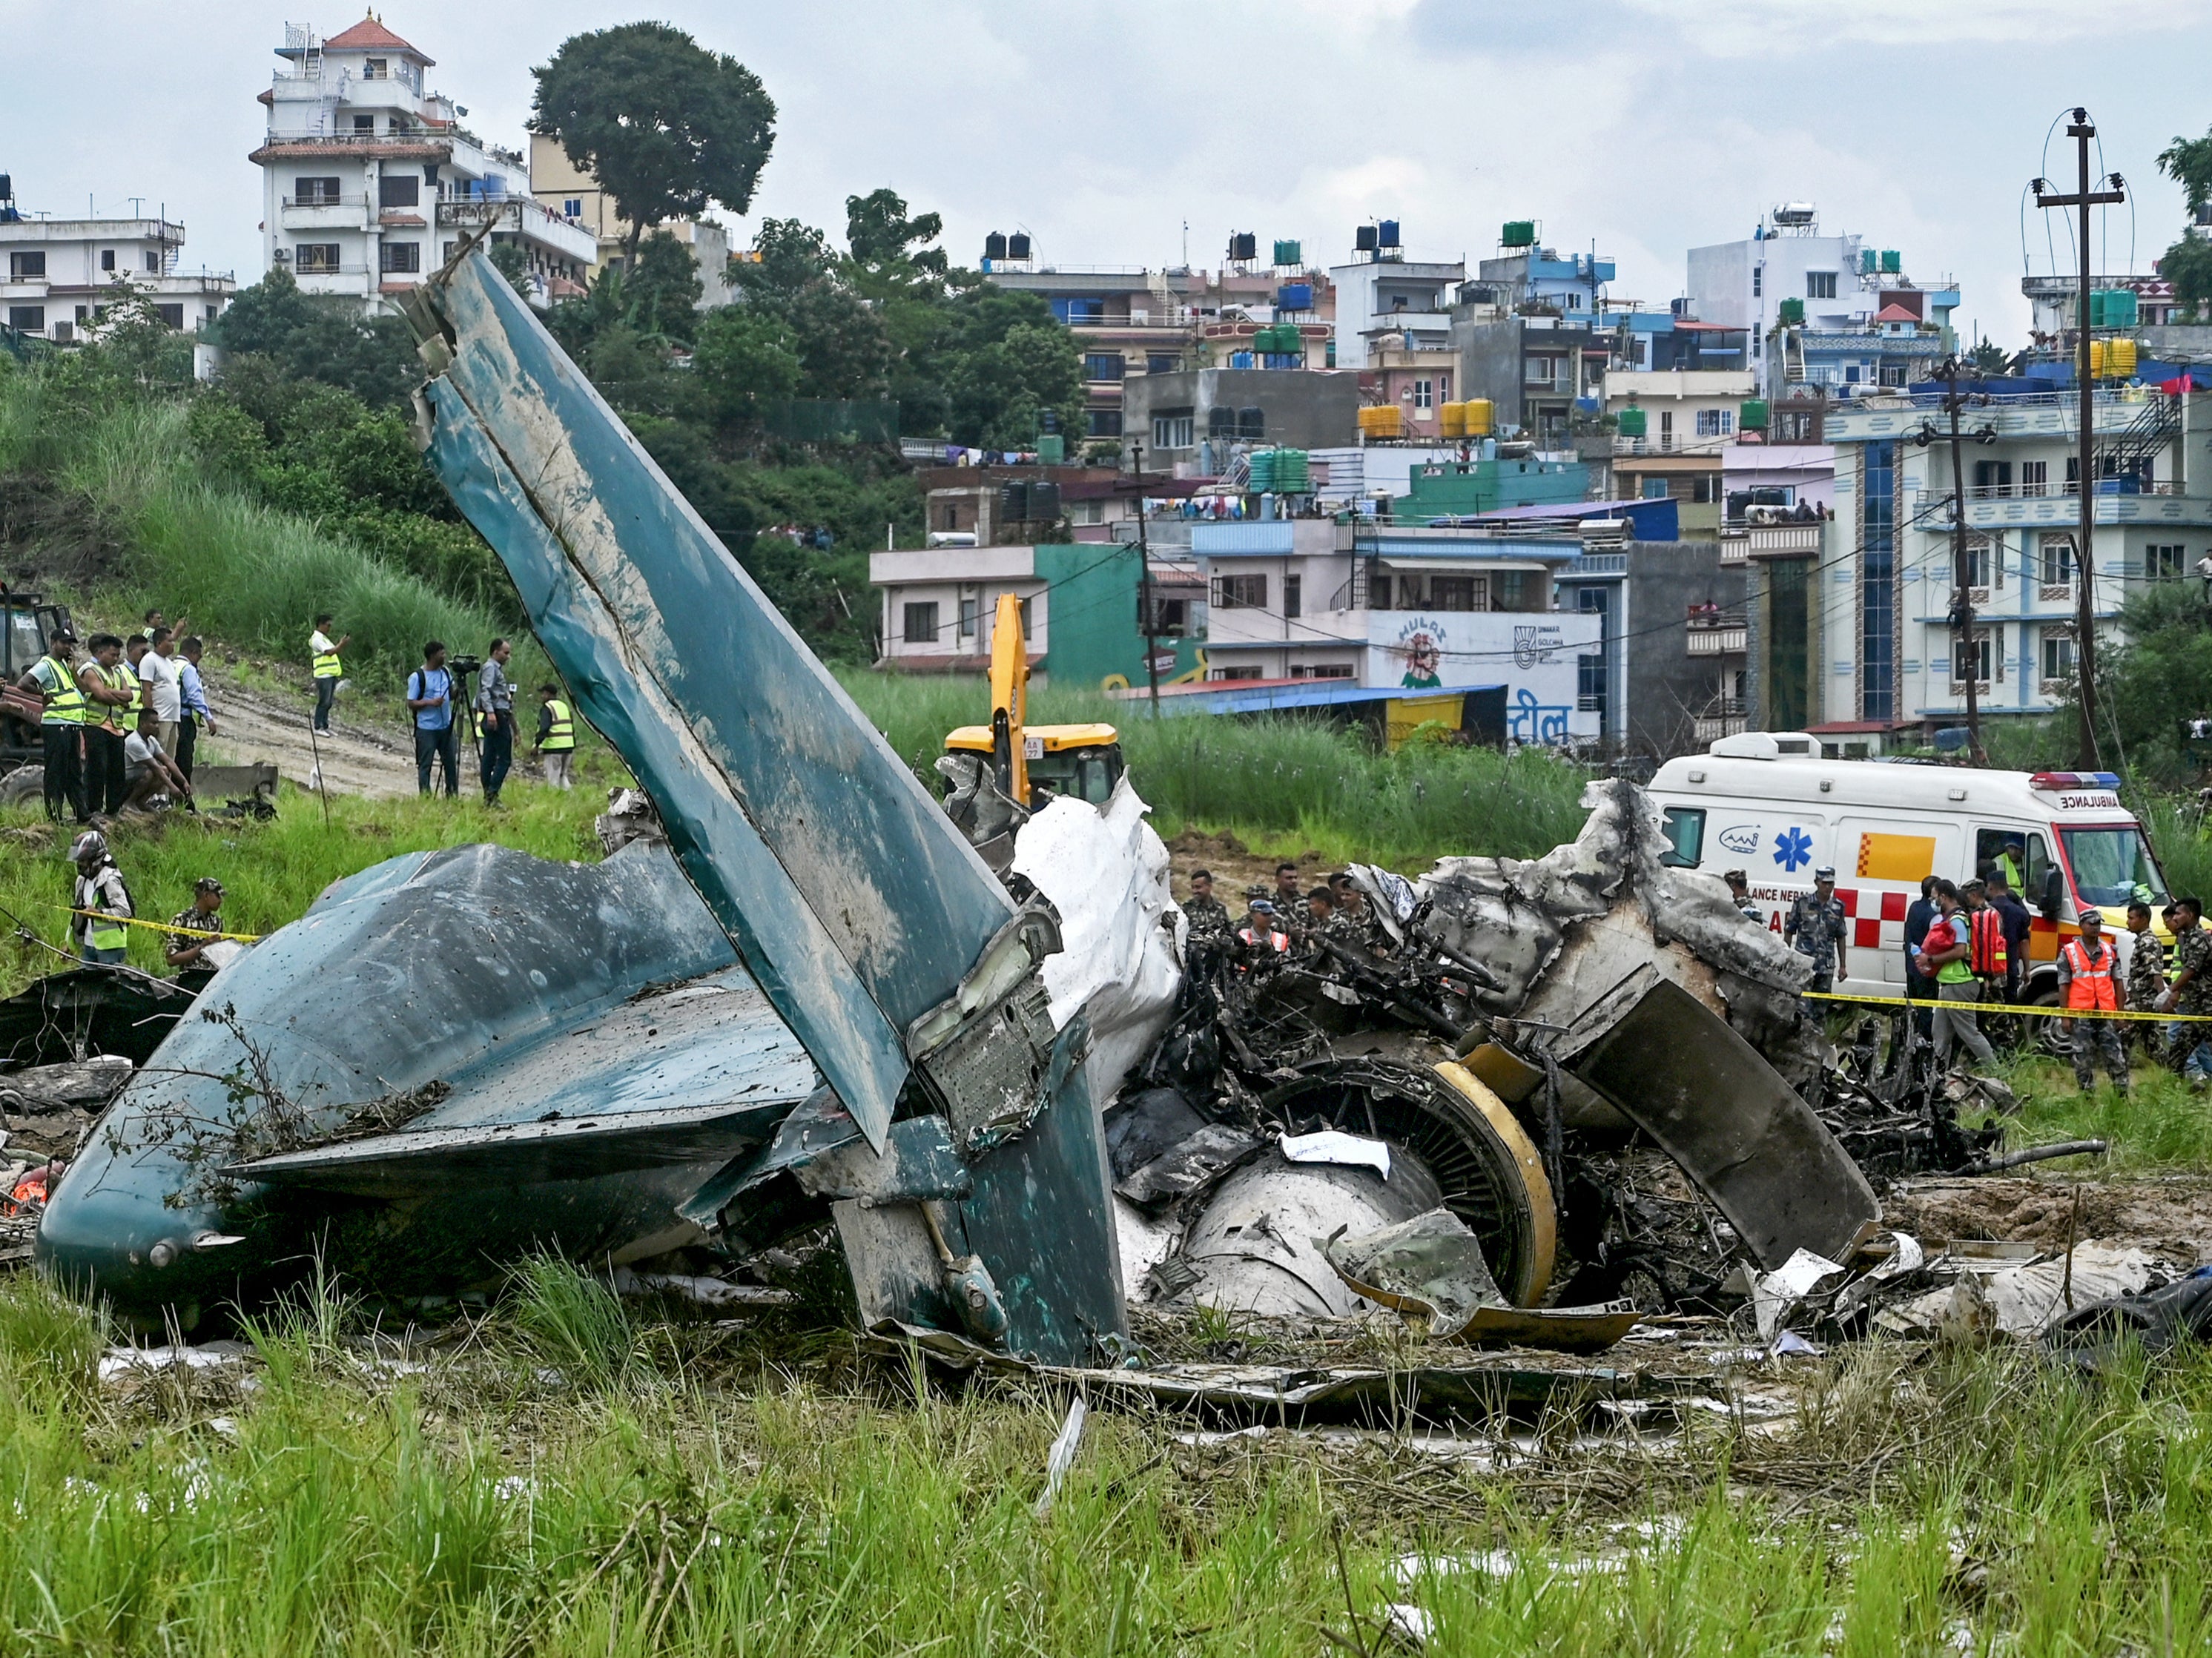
[251,18,594,311]
[0,203,234,343]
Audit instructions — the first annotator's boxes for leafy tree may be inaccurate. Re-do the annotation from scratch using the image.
[846,188,948,280]
[489,240,533,294]
[626,231,704,343]
[2161,233,2212,321]
[1967,337,2011,374]
[580,323,693,420]
[2098,581,2212,781]
[691,305,802,428]
[733,219,891,400]
[211,267,418,407]
[530,23,776,267]
[2158,127,2212,217]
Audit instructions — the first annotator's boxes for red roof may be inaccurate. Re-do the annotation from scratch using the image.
[323,16,433,62]
[1874,303,1921,323]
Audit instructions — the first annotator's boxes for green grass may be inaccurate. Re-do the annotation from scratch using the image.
[2001,1043,2212,1170]
[836,668,1592,868]
[4,1261,2212,1653]
[0,782,610,998]
[0,368,537,691]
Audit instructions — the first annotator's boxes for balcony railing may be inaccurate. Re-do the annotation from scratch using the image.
[1686,611,1748,655]
[281,194,369,210]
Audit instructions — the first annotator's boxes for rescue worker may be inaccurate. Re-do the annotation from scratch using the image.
[1272,863,1307,945]
[1963,879,2010,998]
[1993,836,2026,895]
[139,607,185,644]
[2123,901,2167,1062]
[1324,879,1375,948]
[310,612,349,734]
[534,684,576,789]
[17,627,88,824]
[81,635,138,819]
[1986,871,2033,1002]
[1785,865,1849,994]
[1923,879,1997,1072]
[2057,909,2130,1095]
[2159,896,2212,1087]
[68,829,133,966]
[1303,886,1337,954]
[1237,899,1292,962]
[165,877,227,971]
[1723,869,1762,924]
[1181,869,1231,942]
[474,636,515,806]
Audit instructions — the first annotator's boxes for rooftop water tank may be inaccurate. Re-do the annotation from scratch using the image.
[1007,232,1031,261]
[1502,220,1536,248]
[1278,282,1313,312]
[1778,297,1806,324]
[1228,231,1258,263]
[1880,250,1901,274]
[1355,224,1379,254]
[1378,219,1401,248]
[1273,239,1301,268]
[984,232,1008,262]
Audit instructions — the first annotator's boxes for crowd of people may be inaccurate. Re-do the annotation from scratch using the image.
[401,635,575,802]
[16,610,214,827]
[1178,861,1390,963]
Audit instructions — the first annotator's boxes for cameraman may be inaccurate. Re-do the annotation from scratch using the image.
[406,640,461,798]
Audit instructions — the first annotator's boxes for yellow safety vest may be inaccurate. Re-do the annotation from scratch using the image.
[311,633,343,678]
[93,664,135,733]
[541,698,575,751]
[33,655,89,726]
[76,875,128,954]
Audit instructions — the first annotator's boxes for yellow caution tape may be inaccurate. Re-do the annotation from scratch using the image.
[64,908,263,945]
[1803,989,2212,1025]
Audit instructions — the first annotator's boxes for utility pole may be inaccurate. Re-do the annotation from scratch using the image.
[2034,109,2126,769]
[1939,357,1985,764]
[1130,439,1161,714]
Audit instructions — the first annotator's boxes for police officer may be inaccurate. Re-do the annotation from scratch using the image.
[2058,909,2130,1095]
[1181,869,1231,942]
[16,627,87,824]
[2159,897,2212,1087]
[1723,870,1763,924]
[1785,865,1849,993]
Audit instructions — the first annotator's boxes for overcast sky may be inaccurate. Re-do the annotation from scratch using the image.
[8,0,2212,342]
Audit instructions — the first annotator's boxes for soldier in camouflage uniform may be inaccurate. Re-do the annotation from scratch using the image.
[1785,866,1850,994]
[2124,900,2167,1060]
[1181,868,1231,943]
[2163,897,2212,1086]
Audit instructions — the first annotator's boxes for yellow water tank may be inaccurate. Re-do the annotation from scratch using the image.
[1439,400,1467,437]
[1462,397,1494,437]
[2108,337,2139,378]
[1359,404,1405,438]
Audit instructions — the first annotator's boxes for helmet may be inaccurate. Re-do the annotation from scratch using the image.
[68,830,108,864]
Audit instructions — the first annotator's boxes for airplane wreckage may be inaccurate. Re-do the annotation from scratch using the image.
[10,253,2094,1367]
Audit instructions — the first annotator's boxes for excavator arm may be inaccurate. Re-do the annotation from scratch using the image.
[988,591,1030,805]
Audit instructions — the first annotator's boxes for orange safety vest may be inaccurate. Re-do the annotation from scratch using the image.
[1237,927,1291,954]
[2060,937,2119,1011]
[1969,907,2009,977]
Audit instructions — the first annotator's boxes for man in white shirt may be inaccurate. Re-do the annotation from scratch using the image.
[2198,551,2212,605]
[122,709,192,813]
[138,626,184,758]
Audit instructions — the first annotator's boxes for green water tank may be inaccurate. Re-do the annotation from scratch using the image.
[1272,240,1301,268]
[1778,297,1805,325]
[1881,250,1901,274]
[1502,220,1536,248]
[2089,288,2138,328]
[1037,434,1065,463]
[1617,407,1648,438]
[1740,399,1770,431]
[1274,450,1310,490]
[1861,249,1879,275]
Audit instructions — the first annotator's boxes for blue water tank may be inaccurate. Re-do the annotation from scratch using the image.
[1378,219,1402,248]
[1278,282,1313,312]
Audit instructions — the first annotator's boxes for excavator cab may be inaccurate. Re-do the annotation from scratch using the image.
[940,593,1124,812]
[1,589,76,796]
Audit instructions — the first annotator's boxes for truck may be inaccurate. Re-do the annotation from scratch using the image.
[1646,730,2169,1007]
[0,586,76,805]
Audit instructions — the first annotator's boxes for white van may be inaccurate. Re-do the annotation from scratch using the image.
[1645,731,2170,1005]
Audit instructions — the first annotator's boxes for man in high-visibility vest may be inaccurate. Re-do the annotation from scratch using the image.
[80,635,139,819]
[310,612,349,733]
[15,627,88,824]
[2058,908,2130,1095]
[533,683,576,790]
[68,829,133,966]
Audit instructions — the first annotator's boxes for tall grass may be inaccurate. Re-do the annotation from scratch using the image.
[837,668,1591,866]
[0,370,524,689]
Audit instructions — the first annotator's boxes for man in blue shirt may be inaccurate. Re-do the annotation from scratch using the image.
[175,636,217,799]
[406,640,460,798]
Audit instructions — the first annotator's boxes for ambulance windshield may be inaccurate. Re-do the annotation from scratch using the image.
[2059,826,2168,908]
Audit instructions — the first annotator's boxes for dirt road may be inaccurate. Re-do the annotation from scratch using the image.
[196,670,419,799]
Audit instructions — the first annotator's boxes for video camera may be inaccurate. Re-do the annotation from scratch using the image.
[446,653,484,678]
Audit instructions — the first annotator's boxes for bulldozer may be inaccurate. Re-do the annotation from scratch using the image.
[938,594,1123,865]
[0,586,77,805]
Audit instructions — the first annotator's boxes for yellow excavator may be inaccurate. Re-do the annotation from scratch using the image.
[942,592,1125,810]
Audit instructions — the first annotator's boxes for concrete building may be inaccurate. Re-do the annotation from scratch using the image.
[1329,228,1462,371]
[0,199,233,343]
[1554,540,1749,757]
[1119,367,1361,472]
[1820,385,2212,735]
[251,19,595,312]
[1190,518,1602,744]
[1604,370,1757,535]
[981,253,1203,448]
[526,135,731,306]
[870,541,1205,690]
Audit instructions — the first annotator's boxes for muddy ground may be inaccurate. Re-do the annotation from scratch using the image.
[1885,1175,2212,1266]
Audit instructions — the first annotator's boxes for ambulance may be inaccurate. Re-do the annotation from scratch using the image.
[1645,731,2170,1005]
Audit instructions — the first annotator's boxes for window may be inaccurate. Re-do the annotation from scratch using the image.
[1565,291,1582,310]
[902,602,940,644]
[1525,356,1559,388]
[2038,533,2075,587]
[1658,807,1706,868]
[1147,353,1178,374]
[379,175,420,208]
[155,303,184,330]
[1642,478,1668,499]
[353,113,376,133]
[1284,575,1301,620]
[1496,570,1531,610]
[1972,460,2013,498]
[1412,379,1433,410]
[2021,460,2049,497]
[364,56,389,79]
[1141,592,1192,635]
[563,198,584,218]
[1694,409,1734,437]
[1430,575,1482,612]
[1658,411,1674,449]
[1293,664,1356,679]
[295,176,343,205]
[1083,351,1124,381]
[1961,534,1992,589]
[1212,573,1268,610]
[1806,271,1838,299]
[1052,297,1105,323]
[957,595,978,638]
[1844,365,1862,384]
[1577,653,1606,712]
[1211,666,1264,682]
[2059,826,2168,908]
[8,251,45,280]
[380,242,422,274]
[1879,364,1906,387]
[1086,409,1122,438]
[1952,635,1992,684]
[2148,544,2187,581]
[143,251,160,273]
[2040,625,2075,683]
[1752,265,1763,297]
[294,243,341,273]
[1151,412,1195,450]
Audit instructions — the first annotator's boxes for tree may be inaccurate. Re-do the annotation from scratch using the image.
[692,305,802,428]
[530,24,776,268]
[846,188,947,280]
[488,240,532,295]
[2158,127,2212,217]
[732,219,892,401]
[1967,336,2011,375]
[626,231,704,343]
[211,267,418,408]
[2161,233,2212,321]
